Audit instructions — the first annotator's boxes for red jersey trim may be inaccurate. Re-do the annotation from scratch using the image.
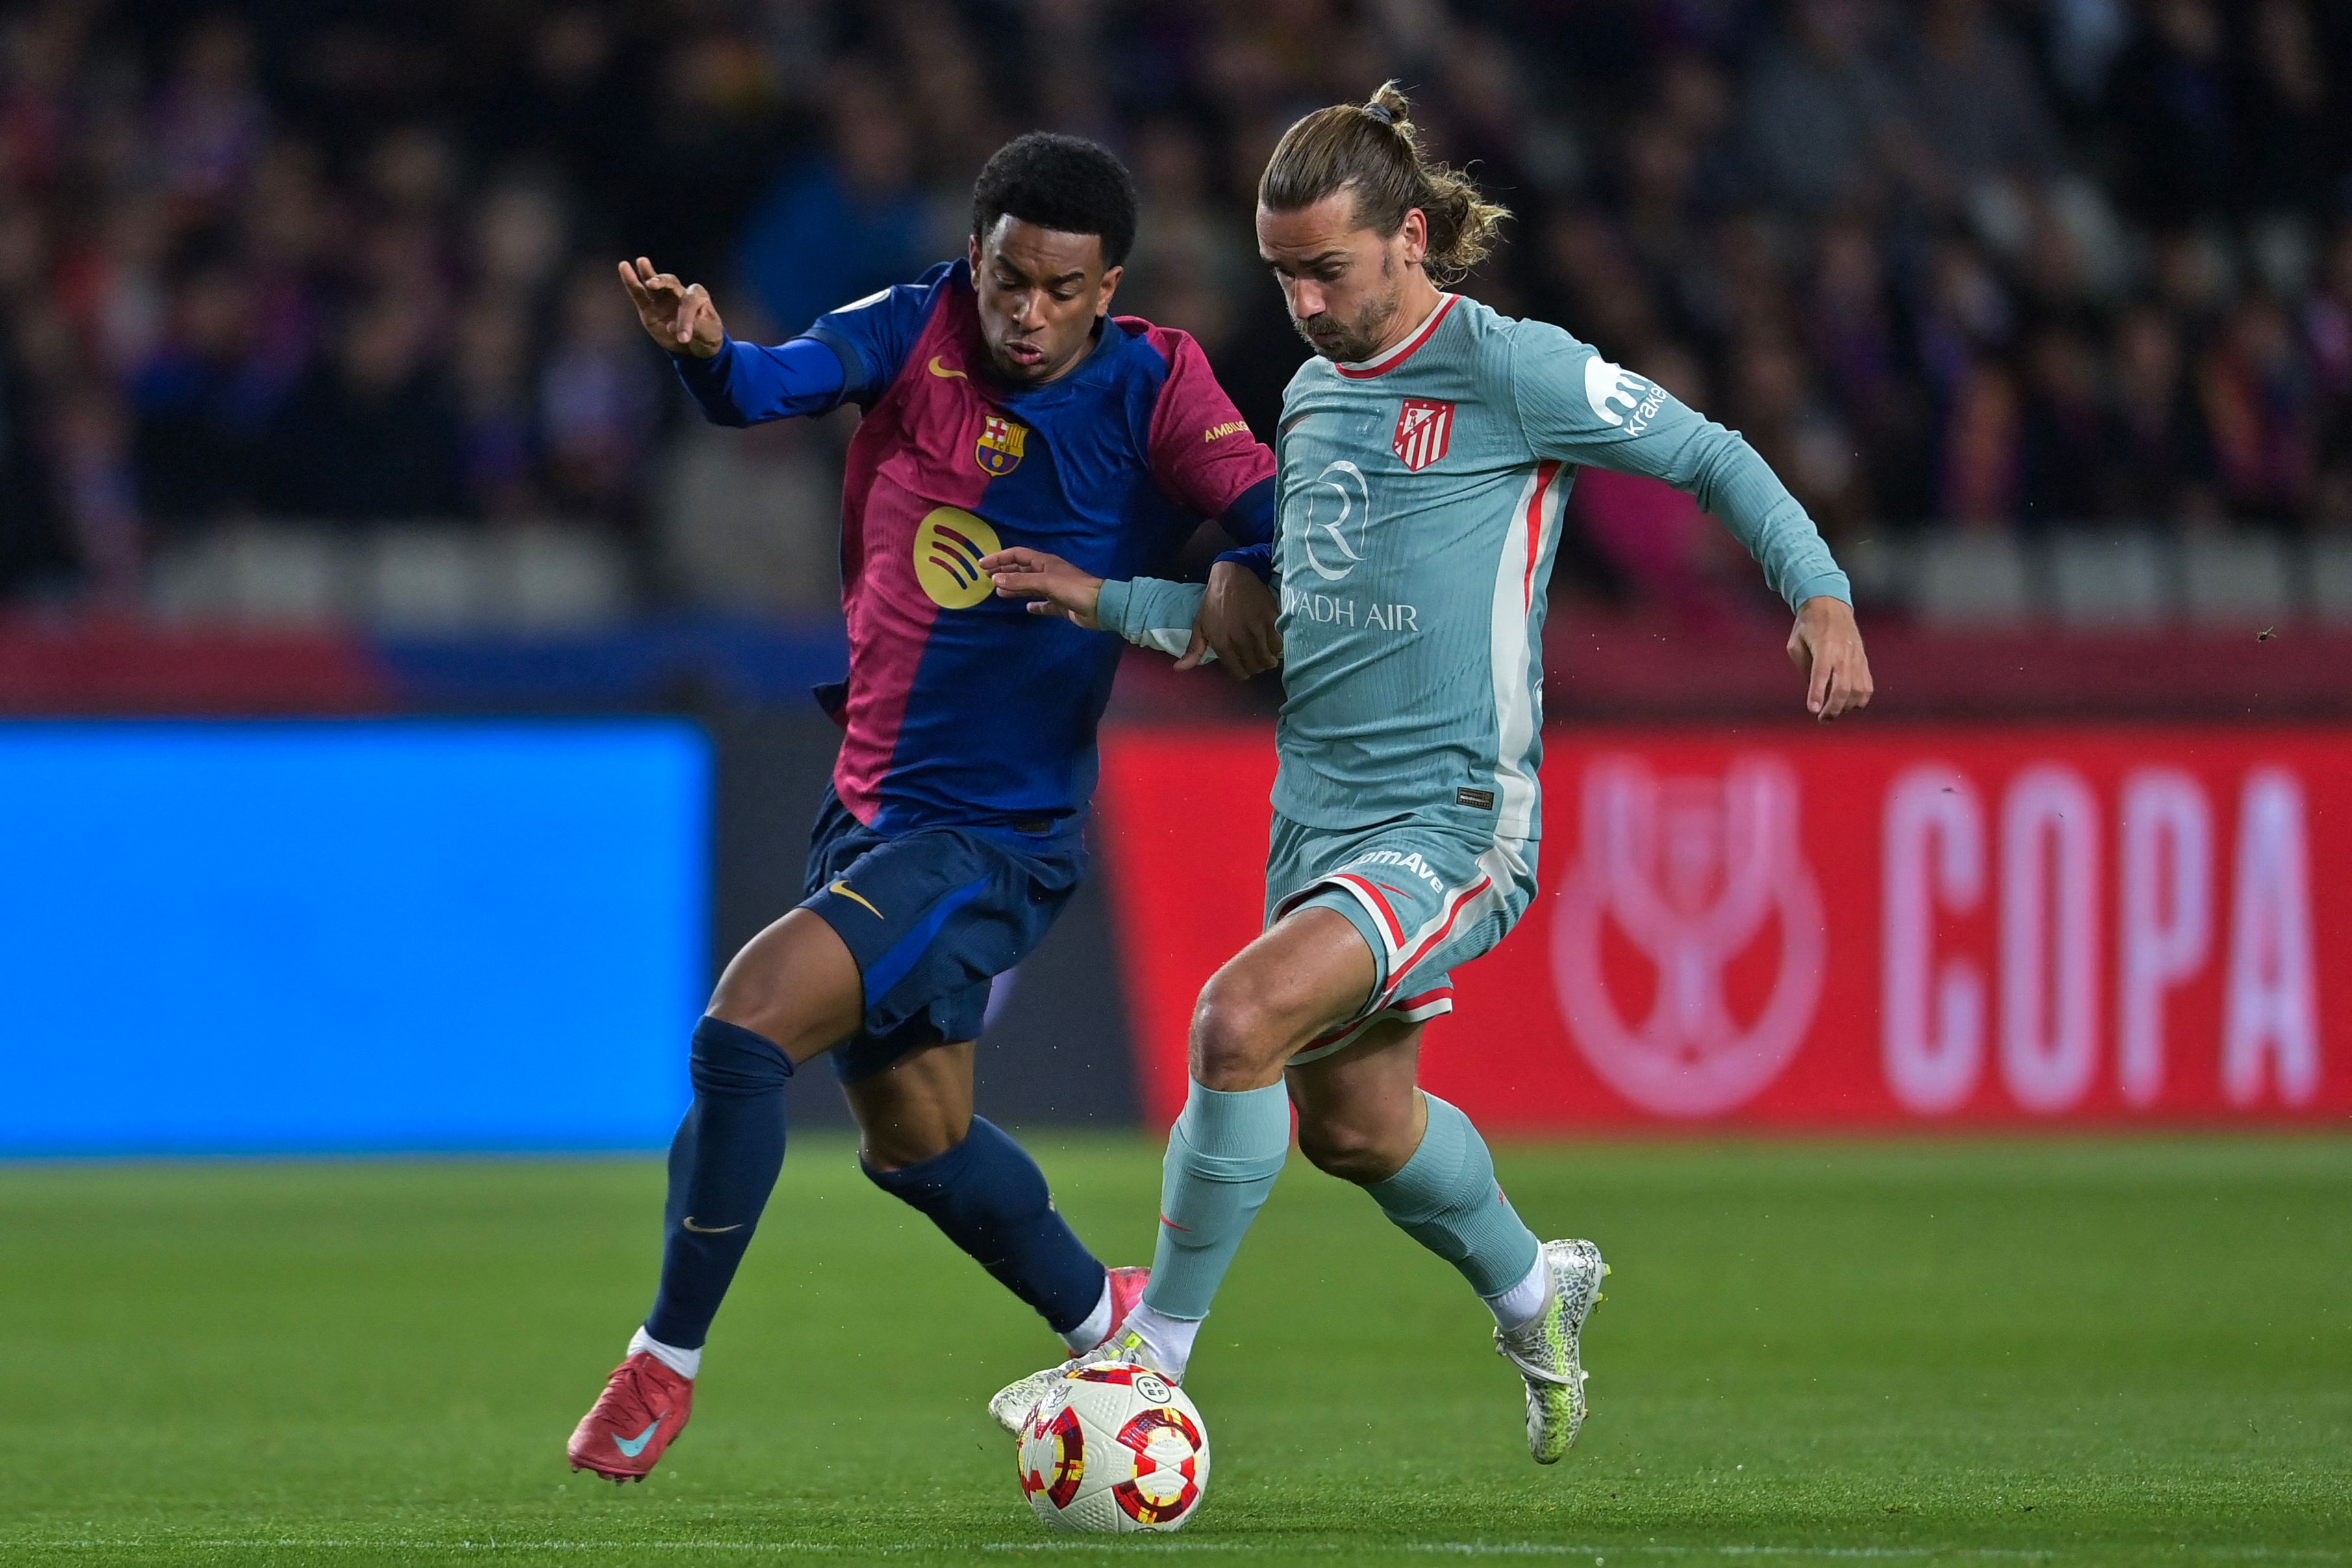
[1335,294,1460,379]
[1521,461,1562,612]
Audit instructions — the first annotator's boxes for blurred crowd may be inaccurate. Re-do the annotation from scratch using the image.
[2,0,2351,619]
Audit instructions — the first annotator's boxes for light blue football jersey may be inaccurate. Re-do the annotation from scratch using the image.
[1097,292,1850,840]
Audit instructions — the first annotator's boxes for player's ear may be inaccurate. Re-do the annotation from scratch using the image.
[1397,209,1429,269]
[968,232,984,274]
[1094,263,1123,318]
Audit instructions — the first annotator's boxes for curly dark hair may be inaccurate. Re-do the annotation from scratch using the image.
[971,132,1139,268]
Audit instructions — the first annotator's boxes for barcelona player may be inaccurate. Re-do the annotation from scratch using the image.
[989,86,1871,1462]
[568,133,1278,1481]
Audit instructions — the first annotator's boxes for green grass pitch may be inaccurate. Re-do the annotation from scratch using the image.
[2,1136,2346,1567]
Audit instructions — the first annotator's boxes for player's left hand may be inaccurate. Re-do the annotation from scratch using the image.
[1787,596,1873,721]
[981,546,1103,630]
[1181,560,1281,678]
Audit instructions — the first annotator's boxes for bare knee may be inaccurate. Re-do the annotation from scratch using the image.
[852,1088,968,1173]
[708,988,852,1065]
[845,1043,974,1173]
[706,911,863,1063]
[1188,976,1292,1090]
[1296,1111,1409,1185]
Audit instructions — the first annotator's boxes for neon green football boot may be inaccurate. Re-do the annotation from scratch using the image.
[1494,1238,1608,1463]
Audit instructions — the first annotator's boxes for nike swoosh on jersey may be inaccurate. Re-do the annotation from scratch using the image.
[827,880,884,919]
[614,1419,662,1458]
[927,356,967,379]
[681,1215,742,1234]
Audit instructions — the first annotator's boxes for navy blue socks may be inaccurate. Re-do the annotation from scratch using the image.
[863,1116,1107,1337]
[643,1016,795,1351]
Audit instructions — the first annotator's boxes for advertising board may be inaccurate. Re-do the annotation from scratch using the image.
[1100,727,2349,1132]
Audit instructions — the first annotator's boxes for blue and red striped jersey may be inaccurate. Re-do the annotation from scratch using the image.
[676,260,1275,836]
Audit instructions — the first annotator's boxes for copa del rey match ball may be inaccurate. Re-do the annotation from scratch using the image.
[1018,1362,1210,1533]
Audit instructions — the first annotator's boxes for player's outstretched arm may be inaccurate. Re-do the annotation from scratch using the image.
[622,256,855,427]
[1508,325,1874,720]
[1786,595,1873,721]
[619,257,724,356]
[982,547,1221,664]
[982,547,1105,629]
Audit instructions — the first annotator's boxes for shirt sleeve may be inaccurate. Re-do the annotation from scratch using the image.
[1096,577,1216,662]
[798,264,956,407]
[1210,477,1276,582]
[671,336,847,426]
[1507,320,1851,610]
[1144,328,1277,525]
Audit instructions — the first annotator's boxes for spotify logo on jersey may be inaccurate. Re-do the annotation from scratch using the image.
[914,508,1002,609]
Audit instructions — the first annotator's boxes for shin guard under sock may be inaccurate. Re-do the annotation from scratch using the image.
[643,1016,794,1350]
[862,1116,1106,1336]
[1140,1080,1291,1323]
[1363,1092,1540,1299]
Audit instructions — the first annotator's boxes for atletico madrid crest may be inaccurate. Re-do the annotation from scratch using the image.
[977,414,1029,477]
[1392,398,1454,471]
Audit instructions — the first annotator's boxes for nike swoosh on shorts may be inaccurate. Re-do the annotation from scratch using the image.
[827,880,885,919]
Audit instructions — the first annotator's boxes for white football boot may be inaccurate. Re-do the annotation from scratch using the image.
[988,1324,1170,1436]
[1494,1238,1608,1463]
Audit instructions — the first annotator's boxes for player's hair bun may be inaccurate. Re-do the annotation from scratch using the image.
[1257,81,1509,284]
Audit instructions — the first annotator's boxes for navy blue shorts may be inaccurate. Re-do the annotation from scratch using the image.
[800,788,1085,1081]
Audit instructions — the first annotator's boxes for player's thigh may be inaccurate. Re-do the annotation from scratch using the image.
[1285,1018,1427,1184]
[1190,904,1381,1089]
[841,1039,976,1172]
[707,908,864,1065]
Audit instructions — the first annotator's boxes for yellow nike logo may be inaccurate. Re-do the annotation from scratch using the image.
[681,1215,741,1234]
[927,356,966,379]
[827,880,884,919]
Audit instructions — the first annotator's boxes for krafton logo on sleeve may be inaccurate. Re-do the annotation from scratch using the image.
[1583,356,1664,434]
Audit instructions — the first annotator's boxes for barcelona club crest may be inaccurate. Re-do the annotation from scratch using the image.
[976,414,1028,477]
[1392,398,1454,471]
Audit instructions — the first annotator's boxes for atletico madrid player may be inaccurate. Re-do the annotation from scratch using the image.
[987,84,1873,1463]
[568,132,1281,1482]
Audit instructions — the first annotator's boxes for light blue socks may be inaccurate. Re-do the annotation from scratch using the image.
[1364,1093,1542,1300]
[1127,1082,1542,1379]
[1139,1080,1292,1321]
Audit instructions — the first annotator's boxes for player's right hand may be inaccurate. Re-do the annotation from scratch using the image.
[980,547,1104,630]
[619,256,724,357]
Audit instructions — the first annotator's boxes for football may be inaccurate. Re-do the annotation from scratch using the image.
[1017,1362,1210,1533]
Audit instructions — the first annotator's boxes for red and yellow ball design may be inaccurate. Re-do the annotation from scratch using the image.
[1016,1361,1210,1534]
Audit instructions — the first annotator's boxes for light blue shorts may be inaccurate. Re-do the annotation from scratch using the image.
[1264,811,1538,1064]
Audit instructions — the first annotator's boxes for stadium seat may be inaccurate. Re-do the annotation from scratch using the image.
[494,524,631,631]
[148,523,353,628]
[362,526,484,631]
[2047,529,2173,630]
[2179,531,2293,629]
[1910,530,2035,627]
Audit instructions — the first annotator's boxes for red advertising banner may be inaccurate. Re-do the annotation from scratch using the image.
[1098,727,2351,1132]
